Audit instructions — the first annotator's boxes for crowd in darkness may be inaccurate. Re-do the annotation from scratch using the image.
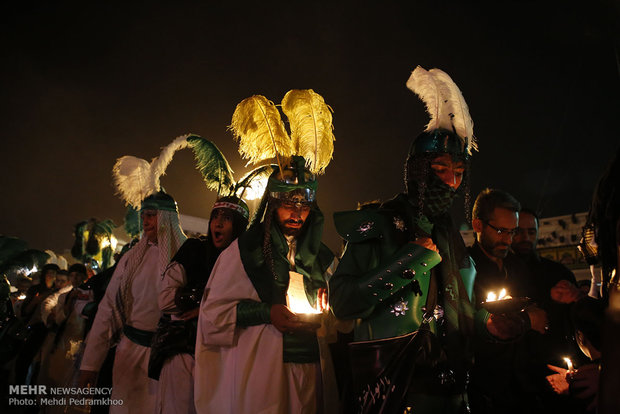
[0,81,619,414]
[1,162,616,414]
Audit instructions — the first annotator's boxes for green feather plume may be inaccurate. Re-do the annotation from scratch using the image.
[187,135,235,197]
[71,221,89,260]
[86,219,117,256]
[124,206,141,238]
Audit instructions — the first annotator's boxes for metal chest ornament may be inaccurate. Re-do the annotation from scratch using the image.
[357,221,374,236]
[393,216,406,232]
[390,298,409,316]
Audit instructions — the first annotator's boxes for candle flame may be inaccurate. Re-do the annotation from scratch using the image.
[564,357,574,372]
[486,288,511,302]
[287,295,321,314]
[286,271,321,314]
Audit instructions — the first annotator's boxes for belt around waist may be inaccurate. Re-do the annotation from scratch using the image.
[123,324,155,347]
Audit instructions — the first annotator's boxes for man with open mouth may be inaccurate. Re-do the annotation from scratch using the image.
[152,195,249,414]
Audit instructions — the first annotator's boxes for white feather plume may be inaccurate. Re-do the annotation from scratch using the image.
[112,156,156,208]
[150,134,191,190]
[112,134,194,207]
[406,66,452,132]
[428,68,477,154]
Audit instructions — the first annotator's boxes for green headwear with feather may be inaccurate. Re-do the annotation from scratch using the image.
[113,133,273,224]
[186,134,277,219]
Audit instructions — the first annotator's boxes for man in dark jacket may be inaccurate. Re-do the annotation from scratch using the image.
[468,189,550,414]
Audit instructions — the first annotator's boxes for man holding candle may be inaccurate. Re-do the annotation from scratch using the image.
[195,161,334,413]
[468,189,551,414]
[195,90,336,413]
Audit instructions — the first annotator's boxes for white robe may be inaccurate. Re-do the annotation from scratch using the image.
[81,244,162,414]
[194,240,318,414]
[156,261,197,414]
[39,287,94,414]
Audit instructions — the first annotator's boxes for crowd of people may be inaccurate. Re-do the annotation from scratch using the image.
[1,70,619,414]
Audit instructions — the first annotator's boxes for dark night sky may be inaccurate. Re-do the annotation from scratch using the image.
[1,1,619,256]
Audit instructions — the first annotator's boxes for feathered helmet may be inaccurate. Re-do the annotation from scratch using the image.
[229,89,335,204]
[404,66,479,218]
[405,66,478,160]
[112,134,269,222]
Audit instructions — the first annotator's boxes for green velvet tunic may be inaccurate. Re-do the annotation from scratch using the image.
[329,193,484,413]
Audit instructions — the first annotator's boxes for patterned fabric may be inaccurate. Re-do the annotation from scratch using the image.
[213,201,249,219]
[115,210,187,341]
[423,174,458,218]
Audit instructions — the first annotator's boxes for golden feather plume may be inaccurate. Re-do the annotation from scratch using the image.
[229,95,294,172]
[281,89,335,174]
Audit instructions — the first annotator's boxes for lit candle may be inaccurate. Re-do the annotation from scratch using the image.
[564,357,574,373]
[486,288,511,302]
[286,271,321,320]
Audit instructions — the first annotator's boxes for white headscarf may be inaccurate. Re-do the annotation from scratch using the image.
[112,209,187,334]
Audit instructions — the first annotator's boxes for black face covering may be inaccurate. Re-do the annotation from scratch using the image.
[423,173,458,217]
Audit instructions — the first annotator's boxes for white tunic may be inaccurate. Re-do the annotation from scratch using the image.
[81,244,162,414]
[194,240,318,414]
[39,288,93,414]
[155,261,197,414]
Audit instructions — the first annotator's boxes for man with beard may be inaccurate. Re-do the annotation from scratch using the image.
[194,157,334,414]
[468,189,533,302]
[468,189,549,414]
[512,208,579,306]
[151,196,249,414]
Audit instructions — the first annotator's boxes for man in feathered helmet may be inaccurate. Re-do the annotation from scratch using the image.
[329,66,546,413]
[78,141,188,413]
[194,90,336,413]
